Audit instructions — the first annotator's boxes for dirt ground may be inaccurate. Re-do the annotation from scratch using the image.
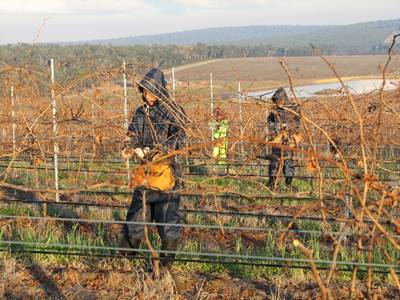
[173,55,400,82]
[1,258,398,299]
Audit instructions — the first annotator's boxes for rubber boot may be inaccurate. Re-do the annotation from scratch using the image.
[268,176,277,189]
[118,237,141,258]
[285,177,293,192]
[160,239,179,268]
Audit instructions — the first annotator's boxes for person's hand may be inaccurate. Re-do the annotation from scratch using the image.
[133,147,150,159]
[121,147,134,159]
[292,132,304,145]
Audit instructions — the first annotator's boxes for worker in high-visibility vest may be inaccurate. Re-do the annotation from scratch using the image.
[209,108,229,164]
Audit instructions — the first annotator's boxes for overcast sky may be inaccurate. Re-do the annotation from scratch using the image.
[0,0,399,44]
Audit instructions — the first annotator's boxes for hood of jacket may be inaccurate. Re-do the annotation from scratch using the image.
[138,68,169,101]
[271,87,289,104]
[139,68,190,127]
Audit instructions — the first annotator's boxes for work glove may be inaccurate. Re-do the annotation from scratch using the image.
[121,147,150,160]
[292,132,304,145]
[121,136,134,159]
[133,147,150,160]
[121,147,134,159]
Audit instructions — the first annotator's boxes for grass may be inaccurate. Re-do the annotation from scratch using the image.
[2,158,398,279]
[1,201,392,278]
[1,162,398,298]
[0,140,399,290]
[0,159,129,189]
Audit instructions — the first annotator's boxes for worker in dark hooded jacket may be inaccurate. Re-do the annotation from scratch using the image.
[121,68,187,269]
[267,87,301,190]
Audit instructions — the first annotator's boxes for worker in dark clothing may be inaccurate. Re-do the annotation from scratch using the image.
[121,68,187,269]
[267,87,300,190]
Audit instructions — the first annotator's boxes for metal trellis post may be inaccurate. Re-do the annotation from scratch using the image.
[238,81,244,157]
[10,85,16,153]
[123,60,131,182]
[172,66,176,99]
[50,59,60,202]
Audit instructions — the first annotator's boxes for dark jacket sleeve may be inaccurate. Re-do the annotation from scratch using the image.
[293,105,301,127]
[288,104,301,134]
[267,111,279,135]
[126,107,144,148]
[165,105,186,151]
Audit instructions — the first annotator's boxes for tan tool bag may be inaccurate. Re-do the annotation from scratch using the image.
[129,157,175,191]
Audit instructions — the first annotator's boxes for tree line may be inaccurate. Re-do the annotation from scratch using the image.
[0,42,395,87]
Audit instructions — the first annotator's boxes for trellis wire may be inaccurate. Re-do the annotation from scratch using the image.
[0,240,398,272]
[0,197,390,224]
[0,248,395,274]
[2,164,399,182]
[1,214,397,238]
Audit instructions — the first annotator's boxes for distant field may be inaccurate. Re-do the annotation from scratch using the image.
[171,55,400,90]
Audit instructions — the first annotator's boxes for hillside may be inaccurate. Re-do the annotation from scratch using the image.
[80,19,400,53]
[86,25,329,45]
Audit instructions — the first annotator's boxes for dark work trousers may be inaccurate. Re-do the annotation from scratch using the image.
[123,188,181,266]
[268,147,294,184]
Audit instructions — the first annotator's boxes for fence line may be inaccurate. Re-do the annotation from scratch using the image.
[2,156,400,168]
[1,164,398,182]
[0,184,336,201]
[0,197,389,224]
[1,240,398,272]
[0,248,395,274]
[0,214,360,236]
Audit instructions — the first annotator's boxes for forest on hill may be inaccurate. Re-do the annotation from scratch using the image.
[0,19,398,85]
